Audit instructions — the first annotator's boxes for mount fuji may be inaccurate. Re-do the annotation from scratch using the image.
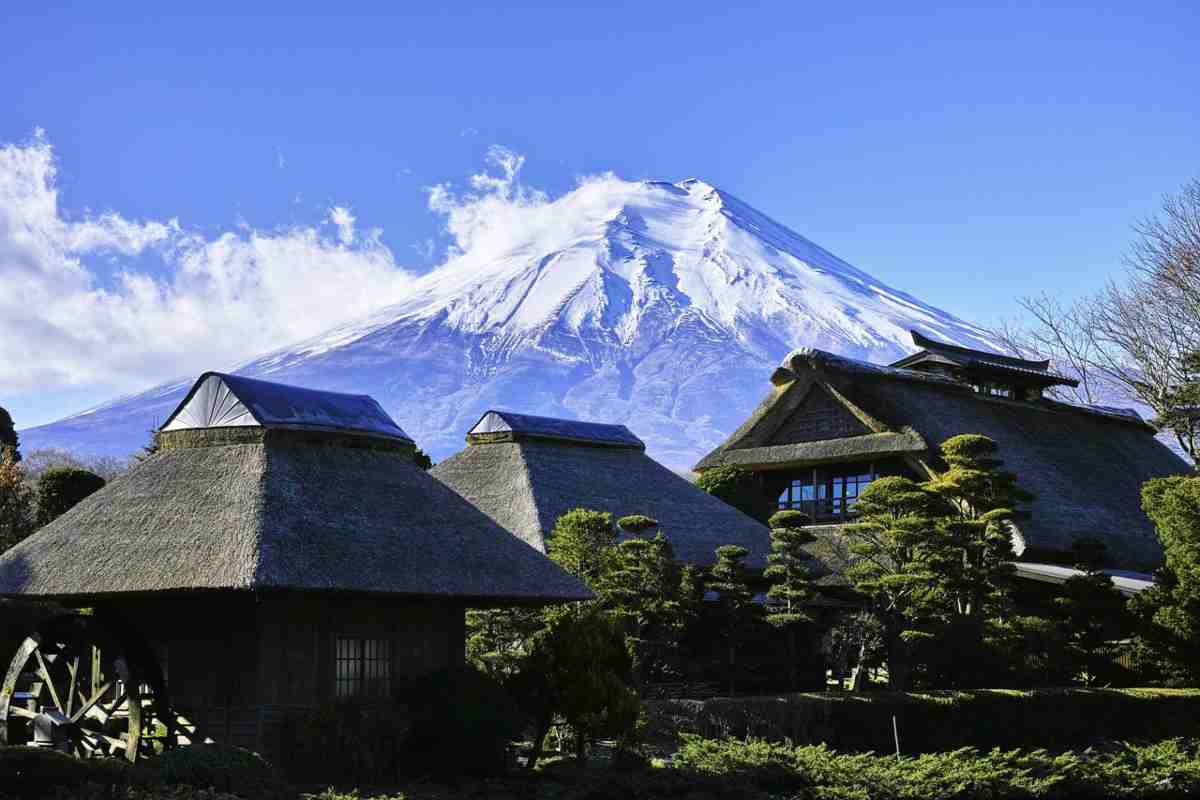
[21,177,1002,469]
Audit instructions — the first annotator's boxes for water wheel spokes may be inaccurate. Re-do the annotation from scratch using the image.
[0,615,143,761]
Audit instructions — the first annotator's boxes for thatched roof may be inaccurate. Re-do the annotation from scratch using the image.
[0,377,590,603]
[431,412,772,568]
[695,347,1190,568]
[467,410,643,448]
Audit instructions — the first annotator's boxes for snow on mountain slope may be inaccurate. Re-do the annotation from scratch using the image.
[22,177,1002,468]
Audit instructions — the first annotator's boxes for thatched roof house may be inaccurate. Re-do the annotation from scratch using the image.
[0,373,590,602]
[431,410,772,568]
[695,333,1190,569]
[0,374,590,763]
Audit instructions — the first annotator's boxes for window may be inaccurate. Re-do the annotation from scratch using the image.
[971,382,1014,399]
[778,466,876,520]
[335,637,391,698]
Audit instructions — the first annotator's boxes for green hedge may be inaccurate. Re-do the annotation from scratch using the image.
[648,689,1200,754]
[673,735,1200,799]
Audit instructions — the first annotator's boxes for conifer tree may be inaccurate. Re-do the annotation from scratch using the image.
[598,532,684,685]
[0,448,34,552]
[1055,538,1126,685]
[764,509,817,690]
[844,476,938,690]
[34,468,106,527]
[0,407,19,462]
[546,507,617,588]
[707,544,756,694]
[1129,476,1200,684]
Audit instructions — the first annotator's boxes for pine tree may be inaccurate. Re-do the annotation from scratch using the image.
[1055,538,1126,685]
[546,507,617,587]
[1129,476,1200,684]
[0,407,19,462]
[844,475,939,690]
[0,449,34,552]
[707,544,757,695]
[764,510,817,690]
[696,465,763,522]
[598,532,684,685]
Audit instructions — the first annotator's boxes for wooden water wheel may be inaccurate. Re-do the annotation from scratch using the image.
[0,611,201,761]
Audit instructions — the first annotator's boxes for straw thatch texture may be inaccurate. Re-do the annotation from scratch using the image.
[0,427,590,602]
[432,437,772,567]
[696,348,1190,568]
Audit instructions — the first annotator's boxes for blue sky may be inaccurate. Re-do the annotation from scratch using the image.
[2,1,1197,427]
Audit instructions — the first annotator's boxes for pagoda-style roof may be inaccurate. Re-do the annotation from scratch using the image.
[695,347,1189,568]
[890,330,1079,389]
[433,411,771,568]
[0,375,590,603]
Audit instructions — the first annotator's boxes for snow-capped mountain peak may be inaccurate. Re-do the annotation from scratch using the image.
[23,177,1001,467]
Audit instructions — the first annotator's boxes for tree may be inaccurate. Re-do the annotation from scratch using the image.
[412,448,433,470]
[1129,476,1200,684]
[844,476,939,690]
[545,508,617,587]
[0,449,34,552]
[21,448,129,484]
[34,468,105,527]
[764,510,817,690]
[465,606,545,682]
[996,178,1200,459]
[707,544,757,695]
[1054,538,1127,685]
[0,407,19,461]
[696,465,763,521]
[597,532,686,685]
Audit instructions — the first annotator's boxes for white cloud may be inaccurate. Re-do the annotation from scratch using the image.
[327,205,355,245]
[0,132,415,397]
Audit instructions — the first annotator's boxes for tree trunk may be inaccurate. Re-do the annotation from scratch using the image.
[575,728,586,765]
[728,640,737,695]
[525,716,552,771]
[787,627,798,691]
[886,627,911,691]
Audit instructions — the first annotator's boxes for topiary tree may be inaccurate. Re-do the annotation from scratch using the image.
[1054,538,1128,686]
[920,435,1027,685]
[707,544,757,695]
[0,449,34,552]
[598,532,685,686]
[844,476,939,690]
[764,510,817,690]
[616,514,658,534]
[696,465,763,521]
[546,507,617,586]
[34,467,106,527]
[1129,476,1200,685]
[0,407,18,462]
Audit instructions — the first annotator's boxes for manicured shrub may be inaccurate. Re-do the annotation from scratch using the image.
[401,664,524,776]
[279,699,409,784]
[649,688,1200,755]
[154,743,284,798]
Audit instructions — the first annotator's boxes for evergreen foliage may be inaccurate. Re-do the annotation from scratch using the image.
[763,510,815,690]
[412,448,433,469]
[1055,538,1128,685]
[33,467,105,527]
[1130,475,1200,684]
[545,507,617,586]
[696,465,761,521]
[0,408,18,461]
[616,514,658,533]
[0,450,34,553]
[707,544,757,695]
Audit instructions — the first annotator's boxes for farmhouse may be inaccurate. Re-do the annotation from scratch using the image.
[431,410,772,567]
[694,332,1190,570]
[0,373,589,762]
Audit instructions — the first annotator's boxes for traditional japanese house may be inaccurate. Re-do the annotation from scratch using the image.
[694,331,1190,570]
[0,373,589,763]
[431,410,771,567]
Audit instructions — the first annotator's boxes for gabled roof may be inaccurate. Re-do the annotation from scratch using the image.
[466,410,644,449]
[890,330,1078,388]
[161,372,412,443]
[696,347,1190,568]
[0,376,589,603]
[433,414,771,568]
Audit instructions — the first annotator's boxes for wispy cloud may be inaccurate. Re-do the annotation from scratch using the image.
[0,132,415,397]
[276,148,286,169]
